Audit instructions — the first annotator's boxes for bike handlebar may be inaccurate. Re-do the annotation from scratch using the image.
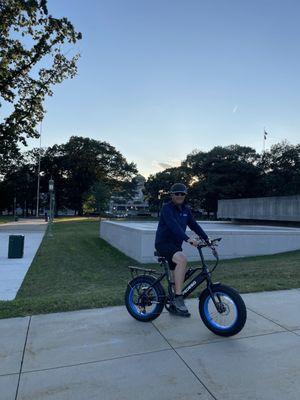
[196,237,222,262]
[196,237,222,248]
[186,237,222,272]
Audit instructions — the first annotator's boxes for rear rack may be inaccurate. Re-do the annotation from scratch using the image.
[128,265,162,279]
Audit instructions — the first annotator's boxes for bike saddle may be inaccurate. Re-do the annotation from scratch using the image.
[154,251,166,263]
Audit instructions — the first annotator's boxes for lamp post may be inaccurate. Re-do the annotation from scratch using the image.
[13,196,17,221]
[36,120,42,218]
[157,189,164,218]
[48,178,54,237]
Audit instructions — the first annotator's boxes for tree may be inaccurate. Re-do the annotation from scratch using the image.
[0,158,37,216]
[0,0,82,173]
[259,141,300,196]
[0,136,138,216]
[38,136,137,215]
[144,166,193,211]
[183,145,262,215]
[83,181,110,215]
[62,136,137,215]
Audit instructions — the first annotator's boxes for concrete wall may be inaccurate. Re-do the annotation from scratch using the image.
[218,195,300,222]
[100,221,300,264]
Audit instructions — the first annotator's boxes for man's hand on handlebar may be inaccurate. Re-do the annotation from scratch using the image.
[188,236,222,248]
[205,237,213,246]
[187,237,220,259]
[187,238,199,247]
[187,237,212,247]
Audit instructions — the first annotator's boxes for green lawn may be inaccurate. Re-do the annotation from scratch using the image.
[0,219,299,319]
[0,216,14,224]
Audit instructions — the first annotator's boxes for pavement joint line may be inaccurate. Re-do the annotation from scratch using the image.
[20,347,173,375]
[292,330,300,337]
[0,372,19,378]
[170,329,290,351]
[246,306,300,334]
[151,320,218,400]
[15,316,31,400]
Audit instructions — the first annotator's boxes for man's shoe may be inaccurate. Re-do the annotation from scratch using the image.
[170,295,191,317]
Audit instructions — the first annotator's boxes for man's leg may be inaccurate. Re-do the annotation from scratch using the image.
[171,251,188,295]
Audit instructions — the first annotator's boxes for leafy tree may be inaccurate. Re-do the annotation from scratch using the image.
[83,181,110,215]
[184,145,262,215]
[37,136,137,215]
[259,141,300,196]
[0,136,138,216]
[0,0,82,173]
[0,159,37,216]
[62,136,137,214]
[144,166,193,211]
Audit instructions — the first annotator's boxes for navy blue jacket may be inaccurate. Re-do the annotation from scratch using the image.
[155,201,209,247]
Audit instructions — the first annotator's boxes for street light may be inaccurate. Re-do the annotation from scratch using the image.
[157,189,164,218]
[48,178,54,237]
[49,179,54,192]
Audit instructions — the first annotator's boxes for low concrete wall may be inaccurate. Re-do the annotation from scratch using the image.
[218,195,300,222]
[100,221,300,263]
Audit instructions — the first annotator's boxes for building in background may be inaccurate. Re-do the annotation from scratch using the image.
[108,175,150,217]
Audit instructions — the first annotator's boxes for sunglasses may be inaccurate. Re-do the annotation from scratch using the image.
[173,192,186,196]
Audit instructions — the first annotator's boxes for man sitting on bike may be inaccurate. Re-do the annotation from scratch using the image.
[155,182,211,317]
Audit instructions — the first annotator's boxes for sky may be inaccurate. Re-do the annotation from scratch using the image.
[23,0,300,177]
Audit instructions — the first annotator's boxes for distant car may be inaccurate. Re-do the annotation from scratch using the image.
[102,211,114,218]
[137,212,151,217]
[114,213,128,218]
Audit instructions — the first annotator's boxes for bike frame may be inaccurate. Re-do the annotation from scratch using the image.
[128,240,221,304]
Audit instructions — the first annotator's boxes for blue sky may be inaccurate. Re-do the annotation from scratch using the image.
[24,0,300,177]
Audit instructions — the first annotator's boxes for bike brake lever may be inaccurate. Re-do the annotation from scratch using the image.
[211,247,218,258]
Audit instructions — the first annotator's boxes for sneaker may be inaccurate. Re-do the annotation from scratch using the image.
[173,295,190,316]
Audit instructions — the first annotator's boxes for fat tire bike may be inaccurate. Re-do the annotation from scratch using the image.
[124,238,247,337]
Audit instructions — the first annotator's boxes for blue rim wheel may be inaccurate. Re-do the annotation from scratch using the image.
[125,276,165,322]
[128,282,159,318]
[203,291,238,330]
[199,284,247,337]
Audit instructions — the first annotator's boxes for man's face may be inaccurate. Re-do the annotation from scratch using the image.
[171,192,186,205]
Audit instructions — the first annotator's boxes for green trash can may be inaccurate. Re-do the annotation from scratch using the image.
[8,235,25,258]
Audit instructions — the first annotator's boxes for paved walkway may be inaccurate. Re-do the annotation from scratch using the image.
[1,289,300,399]
[0,219,47,300]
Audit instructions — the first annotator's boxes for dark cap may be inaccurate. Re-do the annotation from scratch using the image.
[170,183,188,194]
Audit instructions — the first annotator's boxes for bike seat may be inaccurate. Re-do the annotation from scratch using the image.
[154,250,166,263]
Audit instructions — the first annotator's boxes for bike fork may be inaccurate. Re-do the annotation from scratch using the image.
[207,282,226,313]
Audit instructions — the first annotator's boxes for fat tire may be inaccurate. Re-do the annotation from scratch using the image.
[125,275,165,322]
[199,284,247,336]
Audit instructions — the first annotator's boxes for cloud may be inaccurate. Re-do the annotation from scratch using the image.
[158,162,173,169]
[233,105,238,113]
[151,159,181,171]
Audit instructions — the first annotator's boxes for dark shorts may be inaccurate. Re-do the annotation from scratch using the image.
[155,242,183,270]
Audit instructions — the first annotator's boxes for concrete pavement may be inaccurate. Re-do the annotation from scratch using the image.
[1,288,300,399]
[0,219,47,300]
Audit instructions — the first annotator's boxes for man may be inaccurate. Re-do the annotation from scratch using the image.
[155,183,211,317]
